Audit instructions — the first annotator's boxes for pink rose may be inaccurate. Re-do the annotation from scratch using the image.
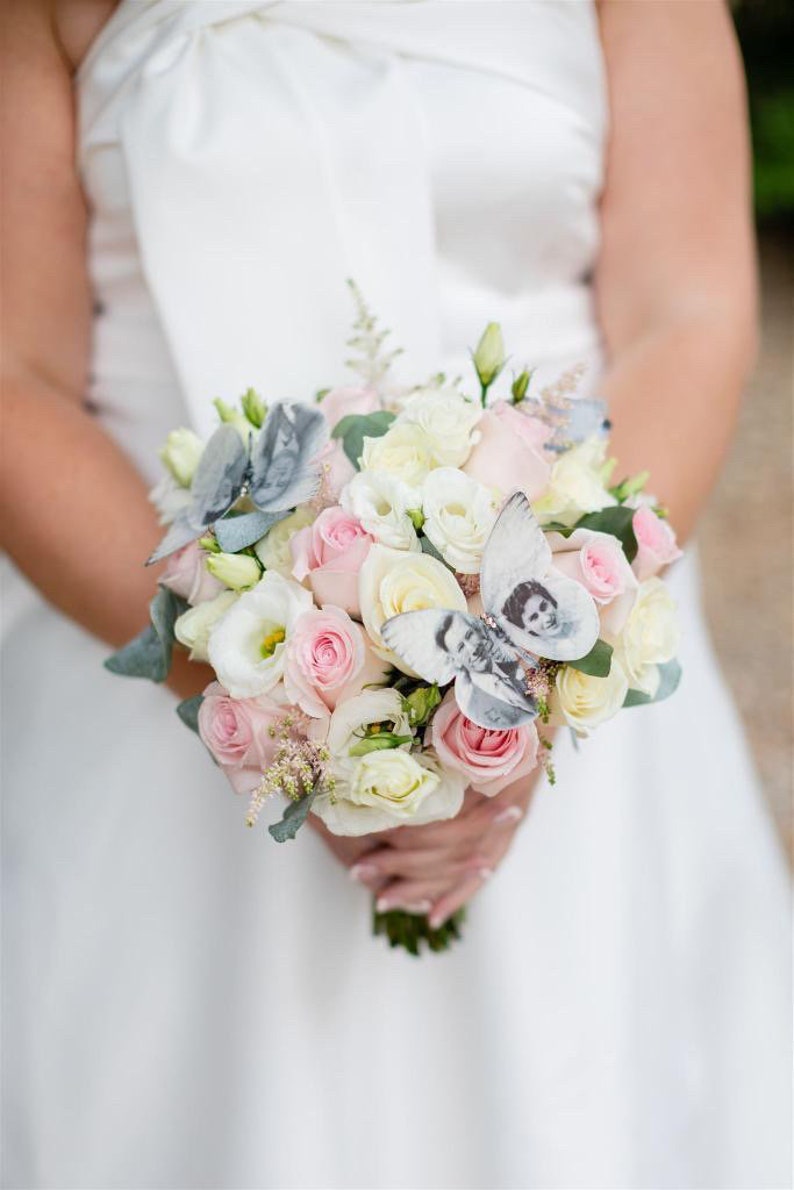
[464,401,551,500]
[632,505,682,580]
[431,691,540,797]
[315,440,357,504]
[283,606,388,718]
[319,386,380,430]
[291,506,373,616]
[550,528,636,604]
[160,541,225,605]
[198,681,283,794]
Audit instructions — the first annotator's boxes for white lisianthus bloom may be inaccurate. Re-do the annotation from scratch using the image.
[159,428,204,487]
[553,658,629,735]
[341,472,421,551]
[149,474,192,526]
[254,506,316,577]
[359,544,467,669]
[360,422,435,486]
[532,435,616,526]
[313,746,465,835]
[174,590,238,662]
[397,387,482,467]
[614,577,680,695]
[326,688,414,758]
[207,571,313,698]
[421,468,499,574]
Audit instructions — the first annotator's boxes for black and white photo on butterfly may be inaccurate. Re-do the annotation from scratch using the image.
[381,491,601,730]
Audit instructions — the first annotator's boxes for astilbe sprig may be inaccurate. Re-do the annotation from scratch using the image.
[246,714,334,828]
[345,278,403,386]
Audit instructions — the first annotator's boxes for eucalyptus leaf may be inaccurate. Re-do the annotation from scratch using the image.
[268,788,318,843]
[104,587,186,683]
[176,694,204,734]
[623,659,682,707]
[567,638,613,678]
[331,410,395,468]
[574,506,638,563]
[214,508,283,553]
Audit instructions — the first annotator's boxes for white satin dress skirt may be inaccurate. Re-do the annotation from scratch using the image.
[2,3,790,1187]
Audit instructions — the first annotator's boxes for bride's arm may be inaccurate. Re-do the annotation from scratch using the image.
[363,0,757,922]
[595,0,756,540]
[0,1,204,695]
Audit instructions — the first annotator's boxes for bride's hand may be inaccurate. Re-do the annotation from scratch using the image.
[341,772,541,929]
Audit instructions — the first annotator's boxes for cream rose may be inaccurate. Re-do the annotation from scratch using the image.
[207,571,313,698]
[532,436,616,526]
[359,545,467,668]
[174,590,239,662]
[396,387,482,467]
[615,577,680,695]
[360,422,435,486]
[340,471,421,551]
[314,746,465,835]
[421,468,498,574]
[554,658,629,735]
[254,506,316,577]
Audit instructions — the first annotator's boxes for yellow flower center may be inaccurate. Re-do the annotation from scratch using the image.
[260,626,286,659]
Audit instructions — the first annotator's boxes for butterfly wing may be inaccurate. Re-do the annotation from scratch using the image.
[249,402,329,513]
[147,424,249,563]
[481,491,599,663]
[380,608,539,730]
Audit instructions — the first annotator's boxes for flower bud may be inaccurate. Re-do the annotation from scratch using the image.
[213,397,252,440]
[159,428,204,488]
[403,683,442,727]
[206,552,262,590]
[240,387,267,429]
[510,368,532,404]
[472,322,505,391]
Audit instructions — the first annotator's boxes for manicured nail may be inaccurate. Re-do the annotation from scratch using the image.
[494,805,523,826]
[429,914,445,930]
[376,895,392,912]
[349,863,378,883]
[404,901,432,915]
[478,867,494,881]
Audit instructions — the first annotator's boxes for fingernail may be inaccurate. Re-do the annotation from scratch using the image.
[494,805,523,826]
[376,896,391,912]
[404,901,432,915]
[350,863,378,883]
[478,867,494,881]
[429,914,445,930]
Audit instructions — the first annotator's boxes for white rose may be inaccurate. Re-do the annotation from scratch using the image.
[207,571,313,698]
[397,388,482,467]
[326,688,414,758]
[359,544,467,669]
[421,468,498,574]
[341,472,421,551]
[360,422,435,487]
[254,506,316,577]
[159,428,204,487]
[553,658,629,735]
[615,577,680,695]
[313,746,465,836]
[532,435,616,526]
[174,590,238,662]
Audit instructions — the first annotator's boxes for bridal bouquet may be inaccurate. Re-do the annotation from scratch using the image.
[108,287,682,954]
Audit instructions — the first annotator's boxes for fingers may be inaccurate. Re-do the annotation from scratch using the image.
[429,870,493,930]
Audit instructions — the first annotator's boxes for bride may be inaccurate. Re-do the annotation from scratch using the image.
[2,1,790,1186]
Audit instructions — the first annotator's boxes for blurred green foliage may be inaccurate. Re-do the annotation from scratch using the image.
[733,1,794,222]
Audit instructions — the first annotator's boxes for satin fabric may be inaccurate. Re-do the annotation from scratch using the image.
[2,3,790,1187]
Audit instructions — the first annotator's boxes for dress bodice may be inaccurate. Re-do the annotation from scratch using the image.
[77,0,607,479]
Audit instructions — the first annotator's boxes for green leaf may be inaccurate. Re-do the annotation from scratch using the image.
[567,638,613,677]
[623,659,682,708]
[574,505,639,562]
[331,410,396,468]
[268,788,318,843]
[419,535,449,566]
[372,904,466,956]
[403,683,442,727]
[176,694,204,734]
[104,587,186,683]
[348,732,413,757]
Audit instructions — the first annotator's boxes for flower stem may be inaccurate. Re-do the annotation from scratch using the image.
[372,904,466,956]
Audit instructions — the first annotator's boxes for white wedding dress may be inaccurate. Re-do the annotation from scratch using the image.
[2,3,790,1187]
